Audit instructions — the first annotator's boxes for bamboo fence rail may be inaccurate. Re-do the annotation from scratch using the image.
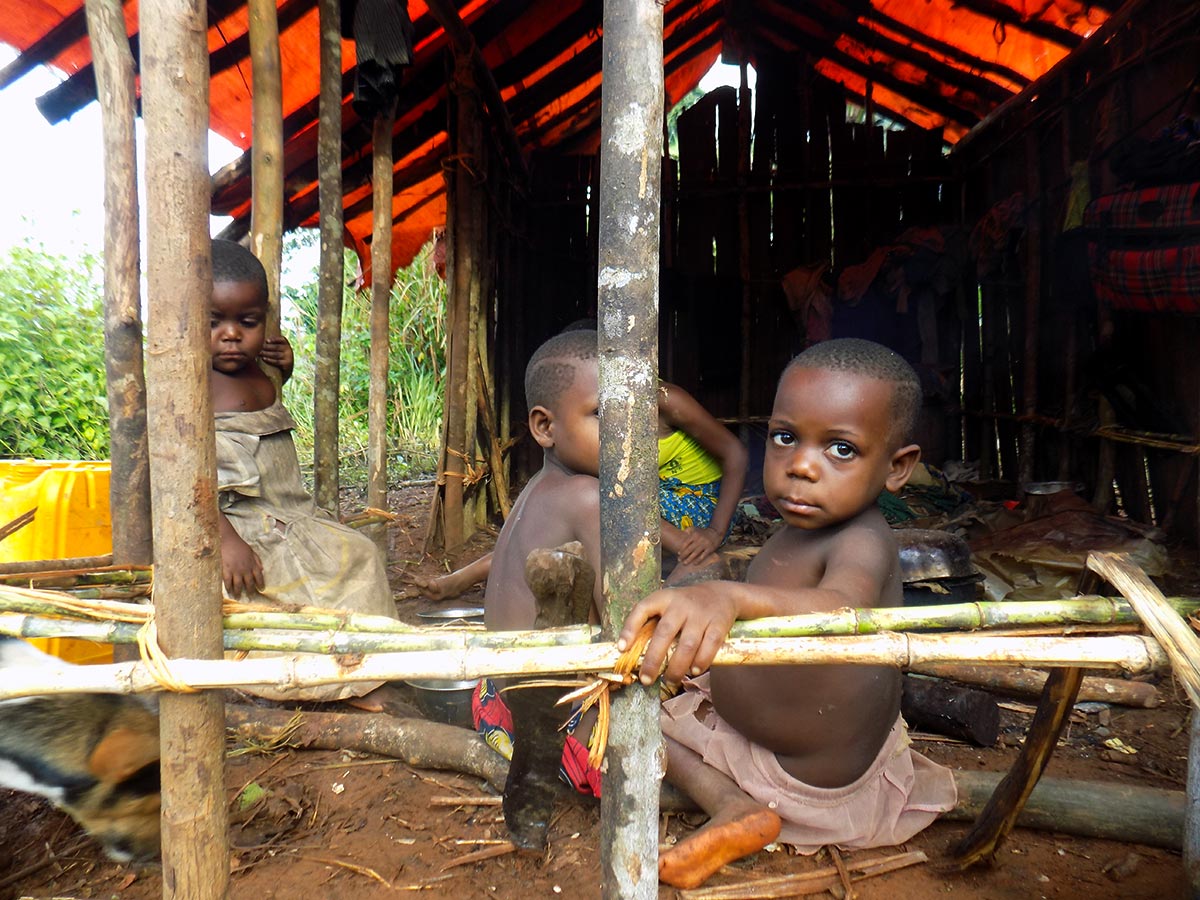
[0,633,1170,702]
[2,585,1196,641]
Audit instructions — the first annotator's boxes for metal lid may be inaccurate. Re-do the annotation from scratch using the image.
[895,528,978,582]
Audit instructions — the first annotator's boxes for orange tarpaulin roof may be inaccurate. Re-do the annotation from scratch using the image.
[0,0,1110,273]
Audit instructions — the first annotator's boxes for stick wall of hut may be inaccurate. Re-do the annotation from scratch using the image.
[440,56,480,552]
[313,0,344,514]
[596,0,665,895]
[368,108,395,550]
[86,0,151,568]
[248,0,284,376]
[1017,129,1042,490]
[139,0,229,895]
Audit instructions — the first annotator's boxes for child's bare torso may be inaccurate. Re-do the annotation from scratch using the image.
[483,462,600,632]
[212,365,275,413]
[709,508,904,788]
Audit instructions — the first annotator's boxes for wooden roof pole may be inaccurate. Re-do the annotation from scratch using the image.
[86,0,152,570]
[425,0,529,186]
[368,107,395,551]
[248,0,285,368]
[596,0,664,896]
[313,0,344,515]
[139,0,230,896]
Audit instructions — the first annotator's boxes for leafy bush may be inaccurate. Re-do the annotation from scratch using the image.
[0,233,447,485]
[0,243,109,459]
[282,236,446,481]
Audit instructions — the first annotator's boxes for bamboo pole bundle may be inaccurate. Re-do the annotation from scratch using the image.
[4,587,1198,644]
[0,633,1168,702]
[0,555,113,576]
[0,567,152,589]
[1088,552,1200,705]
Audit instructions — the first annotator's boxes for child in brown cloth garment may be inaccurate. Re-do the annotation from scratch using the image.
[619,338,958,890]
[209,239,397,702]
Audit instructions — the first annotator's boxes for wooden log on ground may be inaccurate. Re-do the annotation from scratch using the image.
[911,663,1161,708]
[902,675,999,746]
[225,704,508,792]
[0,556,114,577]
[227,710,1187,853]
[948,769,1183,850]
[140,0,229,894]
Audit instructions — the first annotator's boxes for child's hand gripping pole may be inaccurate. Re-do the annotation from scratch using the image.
[553,619,664,770]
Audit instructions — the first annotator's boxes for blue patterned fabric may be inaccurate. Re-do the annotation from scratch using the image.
[659,476,721,530]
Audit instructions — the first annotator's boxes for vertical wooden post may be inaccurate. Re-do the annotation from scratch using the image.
[86,0,151,567]
[1185,705,1200,894]
[1018,131,1042,490]
[442,58,476,552]
[314,0,344,514]
[736,61,753,441]
[463,100,485,533]
[596,1,664,896]
[139,1,229,897]
[368,109,394,551]
[248,0,285,366]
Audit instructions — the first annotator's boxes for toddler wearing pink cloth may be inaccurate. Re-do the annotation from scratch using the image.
[620,339,958,889]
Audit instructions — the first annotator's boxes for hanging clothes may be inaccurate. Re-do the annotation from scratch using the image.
[341,0,415,120]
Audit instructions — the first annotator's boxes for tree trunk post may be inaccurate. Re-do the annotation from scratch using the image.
[1186,703,1200,895]
[139,1,230,897]
[86,0,151,568]
[248,0,284,377]
[441,57,477,552]
[736,60,752,444]
[313,0,344,515]
[368,109,394,551]
[596,1,664,896]
[1018,130,1042,490]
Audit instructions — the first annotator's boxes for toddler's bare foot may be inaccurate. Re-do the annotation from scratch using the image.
[658,805,781,889]
[343,693,385,713]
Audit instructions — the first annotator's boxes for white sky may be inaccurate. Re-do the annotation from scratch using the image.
[0,45,747,268]
[0,45,242,260]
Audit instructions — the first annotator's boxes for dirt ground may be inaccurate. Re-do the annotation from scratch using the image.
[1,484,1195,899]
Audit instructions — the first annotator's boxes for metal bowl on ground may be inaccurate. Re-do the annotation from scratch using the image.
[1021,480,1084,496]
[416,606,485,625]
[405,678,479,728]
[894,528,983,606]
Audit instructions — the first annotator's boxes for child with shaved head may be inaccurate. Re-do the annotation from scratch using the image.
[620,338,957,889]
[473,329,606,838]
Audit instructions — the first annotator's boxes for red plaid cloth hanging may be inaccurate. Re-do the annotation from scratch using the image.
[1084,182,1200,315]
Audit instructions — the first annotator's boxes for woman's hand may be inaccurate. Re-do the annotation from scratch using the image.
[675,526,722,565]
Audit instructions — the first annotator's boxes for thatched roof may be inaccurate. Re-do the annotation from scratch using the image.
[0,0,1112,269]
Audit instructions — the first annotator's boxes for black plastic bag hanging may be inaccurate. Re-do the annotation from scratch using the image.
[340,0,414,120]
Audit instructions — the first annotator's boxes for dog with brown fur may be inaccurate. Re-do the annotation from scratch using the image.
[0,637,161,862]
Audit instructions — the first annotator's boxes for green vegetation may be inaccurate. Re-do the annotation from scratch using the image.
[282,234,446,481]
[0,233,447,484]
[0,243,109,459]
